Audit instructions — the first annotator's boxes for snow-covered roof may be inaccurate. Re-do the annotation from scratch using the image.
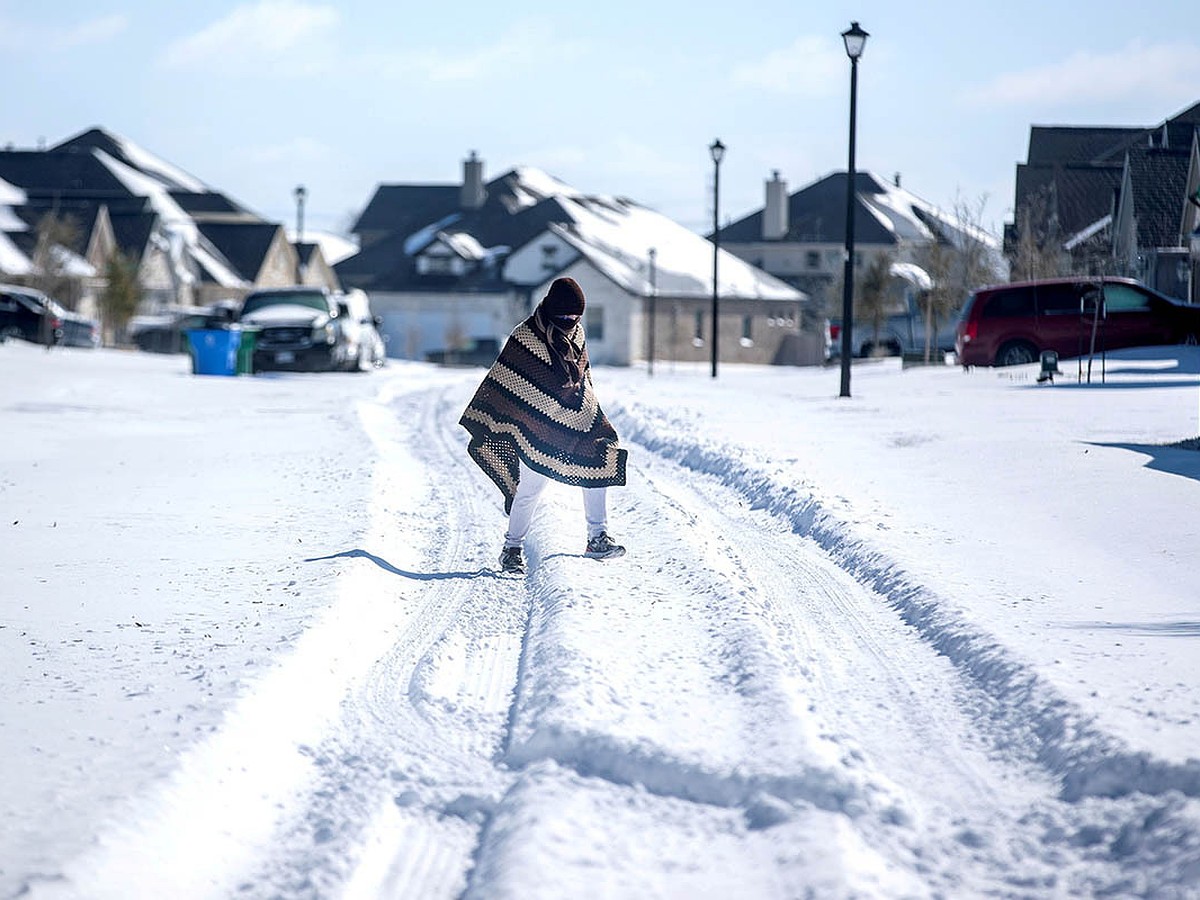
[48,244,96,278]
[111,132,208,193]
[286,228,359,266]
[502,166,585,211]
[1063,214,1113,250]
[0,176,25,209]
[0,231,33,276]
[889,261,933,290]
[404,213,462,255]
[440,231,488,261]
[95,149,196,233]
[859,174,1001,252]
[548,191,802,300]
[0,177,28,240]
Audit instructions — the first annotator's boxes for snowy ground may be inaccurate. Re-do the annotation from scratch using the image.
[2,339,1199,898]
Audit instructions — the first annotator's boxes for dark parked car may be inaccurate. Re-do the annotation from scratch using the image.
[956,277,1200,367]
[238,286,355,372]
[0,284,98,348]
[129,307,235,354]
[426,338,500,367]
[44,297,99,348]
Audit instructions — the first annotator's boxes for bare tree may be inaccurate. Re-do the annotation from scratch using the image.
[1008,187,1068,281]
[854,252,893,354]
[31,211,82,310]
[913,239,957,363]
[951,193,1003,296]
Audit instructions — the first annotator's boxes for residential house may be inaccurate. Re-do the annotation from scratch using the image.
[1007,101,1200,301]
[0,127,340,329]
[337,153,813,367]
[716,170,1001,319]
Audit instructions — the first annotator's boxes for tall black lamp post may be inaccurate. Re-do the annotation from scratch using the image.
[709,138,725,378]
[293,184,307,283]
[839,21,868,398]
[647,247,658,377]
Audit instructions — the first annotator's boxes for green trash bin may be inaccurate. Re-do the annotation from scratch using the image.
[236,326,260,375]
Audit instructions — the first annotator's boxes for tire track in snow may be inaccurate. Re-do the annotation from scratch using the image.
[611,401,1200,896]
[250,377,533,899]
[612,399,1200,801]
[630,446,1066,893]
[475,433,925,892]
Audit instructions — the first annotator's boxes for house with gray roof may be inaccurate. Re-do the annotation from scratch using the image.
[338,153,814,367]
[1007,101,1200,301]
[715,169,1001,317]
[0,127,340,329]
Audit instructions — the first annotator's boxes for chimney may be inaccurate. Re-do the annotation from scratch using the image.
[461,150,486,209]
[763,170,788,240]
[893,172,901,188]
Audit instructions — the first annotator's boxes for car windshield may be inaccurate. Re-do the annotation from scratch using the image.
[241,291,328,316]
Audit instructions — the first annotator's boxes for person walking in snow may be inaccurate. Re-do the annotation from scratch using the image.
[460,276,628,574]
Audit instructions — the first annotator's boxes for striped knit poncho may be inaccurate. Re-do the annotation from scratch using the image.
[460,312,628,514]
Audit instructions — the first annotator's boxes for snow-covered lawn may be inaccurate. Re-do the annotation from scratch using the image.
[2,340,1198,897]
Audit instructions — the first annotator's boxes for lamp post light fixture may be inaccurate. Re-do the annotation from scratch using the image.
[647,246,658,377]
[293,184,307,244]
[709,138,726,378]
[293,184,307,284]
[838,21,868,399]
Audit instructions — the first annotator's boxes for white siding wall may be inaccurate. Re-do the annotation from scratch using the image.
[368,290,526,360]
[504,233,580,284]
[535,263,636,366]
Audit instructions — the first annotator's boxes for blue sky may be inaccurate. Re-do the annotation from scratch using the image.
[3,1,1199,240]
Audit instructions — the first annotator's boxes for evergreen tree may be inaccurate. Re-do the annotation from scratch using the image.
[99,251,142,346]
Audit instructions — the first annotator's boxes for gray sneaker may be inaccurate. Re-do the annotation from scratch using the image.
[585,532,626,560]
[499,546,526,574]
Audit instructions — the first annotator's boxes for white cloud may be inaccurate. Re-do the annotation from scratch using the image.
[731,36,844,96]
[0,13,128,51]
[160,1,339,72]
[971,40,1200,107]
[364,21,574,82]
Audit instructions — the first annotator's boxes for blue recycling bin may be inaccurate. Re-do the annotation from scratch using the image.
[187,327,241,376]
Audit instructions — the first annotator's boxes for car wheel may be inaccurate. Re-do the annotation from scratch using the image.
[995,340,1038,367]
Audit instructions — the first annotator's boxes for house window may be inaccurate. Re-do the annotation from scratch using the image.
[740,315,754,347]
[586,306,605,342]
[693,309,705,346]
[806,250,820,270]
[418,255,455,275]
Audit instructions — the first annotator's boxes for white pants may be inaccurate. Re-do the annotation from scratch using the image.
[504,461,607,548]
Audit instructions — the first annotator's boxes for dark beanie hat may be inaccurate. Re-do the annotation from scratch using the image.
[543,277,586,316]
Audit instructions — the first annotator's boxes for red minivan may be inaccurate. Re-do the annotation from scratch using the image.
[955,277,1200,367]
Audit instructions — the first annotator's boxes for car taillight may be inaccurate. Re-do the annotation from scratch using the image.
[962,320,977,343]
[52,317,63,329]
[829,323,841,340]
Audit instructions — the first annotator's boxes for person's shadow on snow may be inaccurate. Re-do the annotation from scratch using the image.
[305,549,503,581]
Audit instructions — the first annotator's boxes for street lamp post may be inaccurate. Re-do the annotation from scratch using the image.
[293,184,307,283]
[709,138,725,378]
[647,247,658,377]
[839,21,868,398]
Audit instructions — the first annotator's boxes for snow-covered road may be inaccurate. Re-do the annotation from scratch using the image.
[4,344,1200,898]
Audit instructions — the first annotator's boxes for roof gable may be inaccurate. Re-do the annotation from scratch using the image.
[351,184,460,239]
[52,127,209,193]
[1125,145,1191,247]
[198,222,283,281]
